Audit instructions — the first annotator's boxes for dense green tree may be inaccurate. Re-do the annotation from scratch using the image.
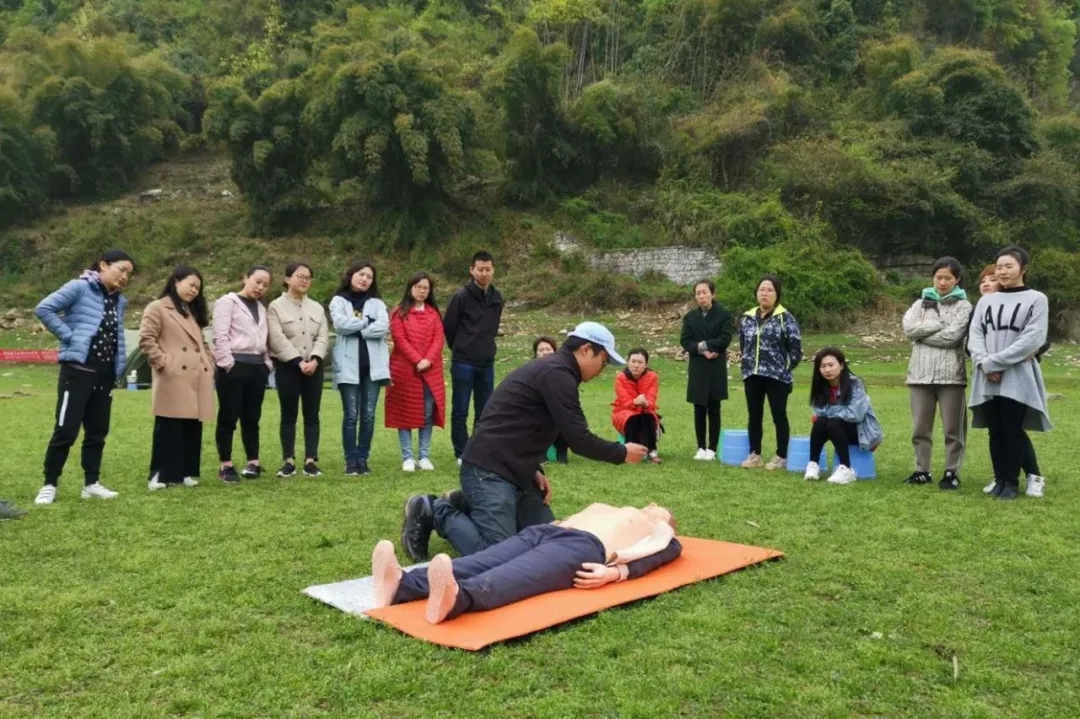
[204,77,316,233]
[304,47,492,210]
[887,48,1038,163]
[0,88,52,228]
[488,26,578,203]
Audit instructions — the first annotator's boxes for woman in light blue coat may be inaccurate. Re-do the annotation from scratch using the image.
[33,249,135,505]
[330,260,390,476]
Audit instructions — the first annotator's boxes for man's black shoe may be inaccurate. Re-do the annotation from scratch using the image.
[555,450,569,464]
[988,481,1005,497]
[996,485,1019,501]
[939,471,960,491]
[401,494,434,562]
[440,488,470,514]
[357,461,372,476]
[903,471,932,485]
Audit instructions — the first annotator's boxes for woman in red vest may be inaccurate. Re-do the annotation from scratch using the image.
[386,272,446,472]
[611,348,662,463]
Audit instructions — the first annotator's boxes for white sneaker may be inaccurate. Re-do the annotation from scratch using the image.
[826,465,857,485]
[35,485,57,505]
[183,477,199,487]
[1026,474,1045,498]
[456,458,463,467]
[804,461,821,481]
[983,480,997,494]
[418,458,435,471]
[402,459,417,473]
[81,482,119,500]
[693,448,708,460]
[148,473,168,492]
[704,449,717,461]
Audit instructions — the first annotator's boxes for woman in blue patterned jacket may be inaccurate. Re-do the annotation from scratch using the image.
[737,276,803,471]
[33,249,135,505]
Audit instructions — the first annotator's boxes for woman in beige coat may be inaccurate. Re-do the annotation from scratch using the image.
[267,262,329,477]
[139,266,215,491]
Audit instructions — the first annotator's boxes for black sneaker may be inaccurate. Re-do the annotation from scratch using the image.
[345,463,361,476]
[555,450,569,464]
[996,484,1019,501]
[303,461,323,477]
[939,471,961,491]
[904,471,932,485]
[357,461,372,476]
[440,488,470,514]
[277,462,297,478]
[988,481,1004,497]
[401,494,434,562]
[219,465,240,483]
[241,462,263,479]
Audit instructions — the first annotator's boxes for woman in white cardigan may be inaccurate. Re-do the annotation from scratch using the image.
[901,257,973,490]
[329,260,390,476]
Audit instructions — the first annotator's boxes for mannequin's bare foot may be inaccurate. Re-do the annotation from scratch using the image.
[372,540,403,608]
[425,554,458,624]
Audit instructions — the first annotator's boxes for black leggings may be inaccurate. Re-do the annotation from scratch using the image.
[810,417,859,468]
[624,415,658,452]
[694,401,721,451]
[744,375,791,458]
[982,396,1031,488]
[1021,434,1040,477]
[275,361,323,461]
[215,363,267,463]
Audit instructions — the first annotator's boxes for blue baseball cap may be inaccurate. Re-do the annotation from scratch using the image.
[567,321,626,366]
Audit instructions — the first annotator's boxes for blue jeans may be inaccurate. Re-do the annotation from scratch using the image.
[450,361,494,458]
[393,524,605,619]
[398,387,435,461]
[339,378,381,465]
[432,461,555,556]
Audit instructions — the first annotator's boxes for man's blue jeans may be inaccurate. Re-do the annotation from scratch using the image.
[340,377,381,465]
[450,361,494,458]
[432,462,555,556]
[393,524,605,619]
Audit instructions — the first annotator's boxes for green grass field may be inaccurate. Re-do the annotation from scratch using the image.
[3,325,1080,718]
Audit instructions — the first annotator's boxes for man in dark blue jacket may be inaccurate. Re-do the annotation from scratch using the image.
[442,251,503,463]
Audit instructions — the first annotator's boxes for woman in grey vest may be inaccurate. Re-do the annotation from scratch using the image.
[967,246,1052,501]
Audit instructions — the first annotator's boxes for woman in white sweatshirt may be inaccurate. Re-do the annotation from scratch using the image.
[967,246,1052,501]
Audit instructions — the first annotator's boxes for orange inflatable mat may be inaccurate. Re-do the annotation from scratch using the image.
[364,537,783,650]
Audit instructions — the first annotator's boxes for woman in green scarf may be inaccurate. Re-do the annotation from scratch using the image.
[901,257,973,489]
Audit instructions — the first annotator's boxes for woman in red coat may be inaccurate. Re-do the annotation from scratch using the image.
[611,348,662,463]
[386,272,446,472]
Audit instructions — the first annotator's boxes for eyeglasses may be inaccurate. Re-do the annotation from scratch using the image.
[293,275,312,282]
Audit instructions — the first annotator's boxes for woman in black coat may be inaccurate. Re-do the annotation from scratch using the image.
[680,279,733,460]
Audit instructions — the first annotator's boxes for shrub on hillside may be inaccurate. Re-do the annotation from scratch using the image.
[1027,247,1080,339]
[714,240,878,329]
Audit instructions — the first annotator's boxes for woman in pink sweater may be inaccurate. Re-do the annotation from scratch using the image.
[212,266,273,482]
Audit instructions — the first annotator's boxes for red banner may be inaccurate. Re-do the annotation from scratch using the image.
[0,349,59,363]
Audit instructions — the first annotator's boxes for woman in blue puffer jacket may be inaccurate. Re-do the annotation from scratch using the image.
[32,249,135,506]
[737,275,803,471]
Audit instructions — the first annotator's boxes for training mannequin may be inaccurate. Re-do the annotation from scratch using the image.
[373,503,682,624]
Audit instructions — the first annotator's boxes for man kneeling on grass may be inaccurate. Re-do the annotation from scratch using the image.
[373,503,682,624]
